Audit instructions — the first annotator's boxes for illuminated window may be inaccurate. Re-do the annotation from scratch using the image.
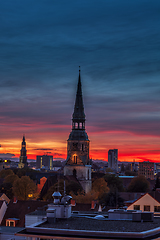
[73,155,77,164]
[28,193,33,198]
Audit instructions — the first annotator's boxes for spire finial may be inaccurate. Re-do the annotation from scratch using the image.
[79,66,80,73]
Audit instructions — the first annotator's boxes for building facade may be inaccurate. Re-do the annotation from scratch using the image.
[64,69,92,193]
[138,161,155,180]
[108,149,118,172]
[18,135,28,168]
[36,155,53,170]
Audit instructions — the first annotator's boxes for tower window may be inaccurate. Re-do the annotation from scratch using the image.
[74,155,77,164]
[75,123,78,128]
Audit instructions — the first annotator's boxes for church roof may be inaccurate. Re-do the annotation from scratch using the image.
[68,129,89,141]
[72,69,85,121]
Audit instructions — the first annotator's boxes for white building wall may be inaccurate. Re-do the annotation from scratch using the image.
[127,193,160,212]
[0,201,7,224]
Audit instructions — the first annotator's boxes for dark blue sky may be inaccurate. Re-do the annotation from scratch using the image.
[0,0,160,161]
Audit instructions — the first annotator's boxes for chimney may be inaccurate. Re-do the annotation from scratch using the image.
[71,199,76,206]
[13,196,17,203]
[91,200,97,209]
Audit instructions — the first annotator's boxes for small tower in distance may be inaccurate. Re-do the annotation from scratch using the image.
[64,68,92,193]
[18,135,28,168]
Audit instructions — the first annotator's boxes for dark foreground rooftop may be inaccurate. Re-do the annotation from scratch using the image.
[16,216,160,239]
[40,216,160,232]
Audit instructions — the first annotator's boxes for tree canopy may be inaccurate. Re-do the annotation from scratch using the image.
[100,190,124,208]
[0,169,14,178]
[92,178,109,199]
[12,176,37,200]
[104,174,124,191]
[4,173,19,185]
[127,175,150,192]
[43,179,82,201]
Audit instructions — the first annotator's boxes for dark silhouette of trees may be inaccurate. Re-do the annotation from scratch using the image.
[104,174,124,191]
[127,175,150,192]
[100,190,124,208]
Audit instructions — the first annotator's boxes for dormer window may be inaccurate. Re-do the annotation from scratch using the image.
[6,218,19,227]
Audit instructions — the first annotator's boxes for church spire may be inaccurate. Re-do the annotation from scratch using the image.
[22,134,25,143]
[72,67,85,130]
[18,135,28,168]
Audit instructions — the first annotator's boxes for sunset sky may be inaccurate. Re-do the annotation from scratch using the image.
[0,0,160,162]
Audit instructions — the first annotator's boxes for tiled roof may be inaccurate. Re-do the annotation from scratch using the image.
[1,199,50,227]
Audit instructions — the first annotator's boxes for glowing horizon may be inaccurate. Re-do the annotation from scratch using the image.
[0,1,160,163]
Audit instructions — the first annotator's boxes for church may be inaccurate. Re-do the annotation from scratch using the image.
[64,69,92,193]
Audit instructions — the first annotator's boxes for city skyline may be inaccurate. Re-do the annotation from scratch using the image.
[0,0,160,162]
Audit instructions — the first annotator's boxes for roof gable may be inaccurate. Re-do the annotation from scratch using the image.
[128,193,160,208]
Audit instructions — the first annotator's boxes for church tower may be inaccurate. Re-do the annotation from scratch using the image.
[64,69,92,193]
[18,135,28,168]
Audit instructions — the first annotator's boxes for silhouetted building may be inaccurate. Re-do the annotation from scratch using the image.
[108,149,118,172]
[18,135,28,168]
[64,69,92,193]
[138,161,155,180]
[36,155,53,170]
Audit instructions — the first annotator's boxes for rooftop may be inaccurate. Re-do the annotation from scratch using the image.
[39,215,160,233]
[16,216,160,239]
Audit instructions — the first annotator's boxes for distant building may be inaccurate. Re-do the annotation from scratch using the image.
[18,135,28,168]
[36,155,53,170]
[108,149,118,172]
[138,161,155,180]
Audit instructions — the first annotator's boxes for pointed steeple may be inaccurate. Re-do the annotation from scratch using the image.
[19,135,28,168]
[22,135,26,148]
[72,67,85,130]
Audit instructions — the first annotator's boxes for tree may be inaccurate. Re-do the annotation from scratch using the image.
[71,190,99,204]
[127,175,150,192]
[43,179,82,201]
[4,174,19,185]
[92,178,109,199]
[14,168,26,178]
[0,182,13,199]
[12,176,37,200]
[100,190,124,208]
[66,181,83,195]
[70,178,109,204]
[0,169,14,178]
[104,174,124,192]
